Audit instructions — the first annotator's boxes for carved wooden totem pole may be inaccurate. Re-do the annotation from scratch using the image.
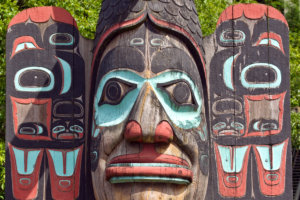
[6,7,86,200]
[204,4,292,199]
[5,1,292,200]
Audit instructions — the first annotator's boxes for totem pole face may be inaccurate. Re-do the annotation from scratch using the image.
[91,23,209,200]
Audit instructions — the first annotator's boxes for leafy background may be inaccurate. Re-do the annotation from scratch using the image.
[0,0,299,199]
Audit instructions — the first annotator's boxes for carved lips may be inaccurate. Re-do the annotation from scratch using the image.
[106,144,193,185]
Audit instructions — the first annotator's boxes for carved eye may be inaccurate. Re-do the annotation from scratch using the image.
[49,33,74,46]
[160,81,195,105]
[99,79,136,105]
[230,122,244,130]
[213,122,226,130]
[52,125,65,134]
[252,120,278,131]
[19,69,51,87]
[241,63,281,89]
[220,29,245,46]
[70,125,83,133]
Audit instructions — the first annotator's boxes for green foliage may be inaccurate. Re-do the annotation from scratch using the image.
[290,32,300,108]
[284,0,300,33]
[195,0,230,36]
[195,0,257,36]
[0,0,19,137]
[0,139,4,200]
[285,0,300,148]
[292,112,300,149]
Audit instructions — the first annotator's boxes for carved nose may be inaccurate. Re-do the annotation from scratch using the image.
[154,121,173,143]
[124,121,173,143]
[124,121,143,142]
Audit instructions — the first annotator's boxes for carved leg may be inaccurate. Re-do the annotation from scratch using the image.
[46,145,83,200]
[214,143,251,198]
[8,143,43,199]
[253,139,288,196]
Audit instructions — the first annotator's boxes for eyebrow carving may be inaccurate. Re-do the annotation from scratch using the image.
[11,36,42,58]
[255,32,285,54]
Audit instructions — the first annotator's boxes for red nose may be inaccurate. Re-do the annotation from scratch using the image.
[124,121,173,143]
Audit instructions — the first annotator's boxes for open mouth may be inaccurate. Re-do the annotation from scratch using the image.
[53,132,81,140]
[218,129,240,136]
[106,144,192,185]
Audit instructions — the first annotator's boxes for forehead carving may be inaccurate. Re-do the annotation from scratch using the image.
[97,23,200,84]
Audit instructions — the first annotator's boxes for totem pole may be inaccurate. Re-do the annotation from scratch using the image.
[6,7,86,199]
[5,1,292,200]
[205,4,292,199]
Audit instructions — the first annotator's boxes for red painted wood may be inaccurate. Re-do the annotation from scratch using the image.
[154,121,174,143]
[8,6,77,28]
[46,145,83,200]
[8,143,44,200]
[217,4,288,27]
[11,97,52,141]
[214,143,251,198]
[253,139,288,196]
[106,166,192,181]
[109,144,190,167]
[255,32,285,54]
[124,121,143,142]
[244,92,286,137]
[11,36,43,59]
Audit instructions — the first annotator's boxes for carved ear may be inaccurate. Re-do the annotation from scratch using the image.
[6,6,88,199]
[204,3,291,199]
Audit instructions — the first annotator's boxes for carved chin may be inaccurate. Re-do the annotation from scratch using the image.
[91,142,208,200]
[92,167,203,200]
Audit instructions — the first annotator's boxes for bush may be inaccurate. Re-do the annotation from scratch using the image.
[0,140,4,200]
[292,112,300,149]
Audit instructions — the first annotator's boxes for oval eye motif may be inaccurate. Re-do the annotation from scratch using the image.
[99,79,136,105]
[52,125,65,134]
[230,122,244,130]
[213,122,226,130]
[220,29,245,46]
[161,81,194,105]
[173,82,191,104]
[106,81,122,102]
[49,33,74,46]
[19,69,51,87]
[241,63,281,89]
[70,125,84,133]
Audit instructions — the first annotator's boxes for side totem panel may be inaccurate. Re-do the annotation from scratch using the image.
[206,4,292,199]
[5,7,85,200]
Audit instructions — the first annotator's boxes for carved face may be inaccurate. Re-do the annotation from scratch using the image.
[91,23,209,200]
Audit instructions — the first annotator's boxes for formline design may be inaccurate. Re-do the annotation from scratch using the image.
[5,1,292,199]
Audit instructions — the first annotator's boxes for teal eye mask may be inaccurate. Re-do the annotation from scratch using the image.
[94,70,202,129]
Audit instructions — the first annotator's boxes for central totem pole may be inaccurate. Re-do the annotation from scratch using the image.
[6,0,292,200]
